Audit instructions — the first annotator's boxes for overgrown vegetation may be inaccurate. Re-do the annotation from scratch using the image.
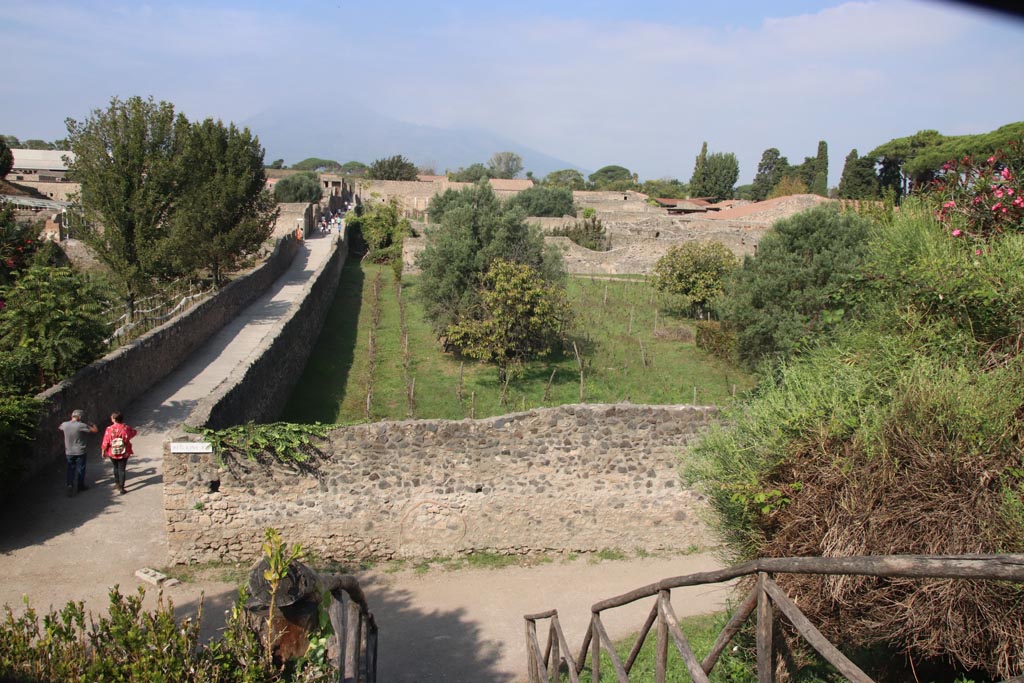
[187,422,332,474]
[717,205,872,368]
[550,214,610,251]
[344,197,409,263]
[273,172,322,204]
[652,242,737,319]
[687,144,1024,680]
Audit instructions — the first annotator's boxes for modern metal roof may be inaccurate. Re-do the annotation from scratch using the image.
[0,194,71,210]
[10,149,75,172]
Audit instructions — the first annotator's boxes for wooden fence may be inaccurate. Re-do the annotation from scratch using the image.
[322,574,378,683]
[524,554,1024,683]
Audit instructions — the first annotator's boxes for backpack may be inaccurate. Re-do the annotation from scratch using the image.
[110,431,127,456]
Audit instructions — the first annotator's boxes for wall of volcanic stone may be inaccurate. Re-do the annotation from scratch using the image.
[164,403,718,564]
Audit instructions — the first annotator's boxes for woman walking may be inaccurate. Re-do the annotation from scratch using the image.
[101,412,137,494]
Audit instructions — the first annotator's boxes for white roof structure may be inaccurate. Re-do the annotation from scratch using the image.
[10,149,75,172]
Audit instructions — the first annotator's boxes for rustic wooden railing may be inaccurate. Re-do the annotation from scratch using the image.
[322,574,379,683]
[524,554,1024,683]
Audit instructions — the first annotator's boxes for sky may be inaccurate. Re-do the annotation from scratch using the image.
[2,0,1023,187]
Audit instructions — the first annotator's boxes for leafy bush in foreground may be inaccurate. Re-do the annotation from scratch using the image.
[688,181,1024,679]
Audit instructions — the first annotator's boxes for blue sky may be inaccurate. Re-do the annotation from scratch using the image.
[2,1,1022,186]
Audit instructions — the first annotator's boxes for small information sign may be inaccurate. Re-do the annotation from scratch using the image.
[169,442,214,454]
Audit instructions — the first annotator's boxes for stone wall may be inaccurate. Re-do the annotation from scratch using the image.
[164,404,717,564]
[23,234,302,493]
[186,229,349,429]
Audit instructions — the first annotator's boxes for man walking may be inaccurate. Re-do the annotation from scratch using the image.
[58,409,97,497]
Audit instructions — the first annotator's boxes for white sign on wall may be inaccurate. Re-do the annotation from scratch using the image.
[169,442,214,454]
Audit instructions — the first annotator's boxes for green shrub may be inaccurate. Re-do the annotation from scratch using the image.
[719,205,872,368]
[273,172,322,204]
[653,242,737,318]
[695,320,737,361]
[505,185,575,217]
[550,214,609,251]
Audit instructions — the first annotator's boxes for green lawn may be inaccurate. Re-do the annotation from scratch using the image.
[281,261,754,423]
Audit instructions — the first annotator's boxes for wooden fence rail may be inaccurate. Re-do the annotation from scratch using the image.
[321,574,378,683]
[524,554,1024,683]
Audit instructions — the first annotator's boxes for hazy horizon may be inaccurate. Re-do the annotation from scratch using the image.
[2,1,1022,187]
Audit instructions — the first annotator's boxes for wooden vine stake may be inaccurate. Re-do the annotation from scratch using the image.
[603,281,609,306]
[543,368,557,403]
[470,391,476,419]
[457,361,464,402]
[639,339,649,368]
[573,341,585,402]
[628,306,634,334]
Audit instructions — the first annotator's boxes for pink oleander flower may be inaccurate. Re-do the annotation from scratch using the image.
[975,249,983,255]
[988,156,997,163]
[943,200,956,208]
[991,203,1003,212]
[973,196,983,205]
[941,162,952,172]
[994,188,1005,198]
[1002,167,1013,180]
[952,229,963,237]
[1013,197,1024,208]
[1007,188,1015,196]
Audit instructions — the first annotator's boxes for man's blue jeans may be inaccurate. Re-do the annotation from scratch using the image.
[66,454,86,489]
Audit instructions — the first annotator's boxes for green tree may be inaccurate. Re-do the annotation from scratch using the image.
[588,165,634,190]
[837,149,880,199]
[0,135,19,148]
[449,163,493,183]
[689,142,709,196]
[639,177,689,199]
[0,138,12,179]
[418,181,564,337]
[505,186,575,217]
[0,206,38,288]
[291,157,341,172]
[445,259,570,381]
[487,151,523,179]
[543,169,585,190]
[719,205,871,367]
[268,158,285,169]
[0,266,110,389]
[691,150,739,201]
[367,154,418,181]
[273,171,322,203]
[768,174,808,198]
[340,160,368,175]
[164,119,278,286]
[550,214,609,251]
[750,148,790,201]
[653,241,738,318]
[22,139,53,150]
[346,197,409,263]
[65,95,191,319]
[811,140,829,196]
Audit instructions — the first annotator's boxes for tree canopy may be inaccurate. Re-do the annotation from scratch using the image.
[367,155,419,181]
[588,165,634,190]
[505,185,575,217]
[65,96,191,315]
[449,163,493,183]
[164,119,277,285]
[417,181,564,339]
[0,138,12,179]
[652,241,738,318]
[543,169,585,190]
[689,144,739,201]
[291,157,342,172]
[487,151,523,179]
[837,149,880,199]
[750,148,790,201]
[273,172,322,203]
[718,204,872,367]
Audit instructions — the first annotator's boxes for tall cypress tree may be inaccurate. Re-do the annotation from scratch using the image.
[812,140,829,196]
[838,149,880,199]
[690,141,709,197]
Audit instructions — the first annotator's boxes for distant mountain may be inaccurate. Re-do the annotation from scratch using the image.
[243,101,582,177]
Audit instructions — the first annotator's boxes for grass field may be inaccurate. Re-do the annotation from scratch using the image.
[280,261,755,424]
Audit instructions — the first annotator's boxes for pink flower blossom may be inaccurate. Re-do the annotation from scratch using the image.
[991,203,1003,212]
[943,200,956,208]
[994,188,1005,198]
[975,249,983,256]
[1013,197,1024,208]
[1002,167,1013,180]
[988,156,997,164]
[952,229,963,237]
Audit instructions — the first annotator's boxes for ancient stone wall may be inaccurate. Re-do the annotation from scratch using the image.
[22,234,302,494]
[186,230,349,429]
[164,404,717,564]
